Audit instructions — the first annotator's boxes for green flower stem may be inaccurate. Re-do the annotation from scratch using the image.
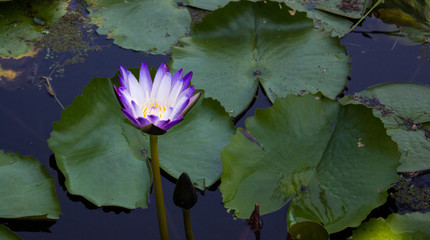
[350,0,382,32]
[150,135,170,240]
[182,208,194,240]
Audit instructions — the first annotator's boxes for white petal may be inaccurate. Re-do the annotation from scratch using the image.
[171,86,195,116]
[155,73,172,103]
[171,97,189,118]
[139,62,153,100]
[150,64,168,100]
[168,79,184,106]
[160,107,173,121]
[131,101,144,118]
[127,71,146,105]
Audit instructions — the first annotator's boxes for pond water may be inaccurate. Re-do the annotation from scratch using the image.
[0,5,429,240]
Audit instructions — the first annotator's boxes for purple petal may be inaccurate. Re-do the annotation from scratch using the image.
[154,119,171,129]
[115,86,136,113]
[121,109,141,128]
[181,72,193,91]
[147,114,160,124]
[171,68,183,87]
[171,98,189,119]
[119,66,130,89]
[177,86,195,102]
[117,92,133,112]
[139,62,152,99]
[171,86,195,117]
[131,100,143,118]
[160,116,184,130]
[180,91,201,117]
[113,84,120,96]
[136,117,151,127]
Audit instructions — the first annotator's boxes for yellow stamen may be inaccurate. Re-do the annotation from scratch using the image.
[142,102,167,118]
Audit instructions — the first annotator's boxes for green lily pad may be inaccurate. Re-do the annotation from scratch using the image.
[339,83,430,172]
[0,151,60,219]
[220,93,400,234]
[0,0,68,59]
[171,1,349,117]
[48,77,152,209]
[182,0,231,10]
[284,0,367,19]
[185,0,362,37]
[350,212,430,239]
[86,0,191,54]
[0,225,21,240]
[48,71,233,208]
[158,95,235,189]
[303,9,355,38]
[283,0,369,37]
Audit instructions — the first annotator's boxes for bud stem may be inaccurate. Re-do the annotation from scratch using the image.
[182,208,194,240]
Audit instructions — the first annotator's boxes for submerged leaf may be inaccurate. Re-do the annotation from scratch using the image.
[0,151,60,219]
[0,0,68,58]
[220,93,400,233]
[0,64,21,81]
[371,0,430,44]
[171,1,349,117]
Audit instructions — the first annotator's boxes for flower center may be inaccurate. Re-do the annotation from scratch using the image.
[141,101,167,118]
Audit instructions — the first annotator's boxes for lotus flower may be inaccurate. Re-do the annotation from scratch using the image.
[114,62,201,135]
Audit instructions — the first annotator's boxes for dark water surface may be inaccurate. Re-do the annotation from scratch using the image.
[0,16,429,239]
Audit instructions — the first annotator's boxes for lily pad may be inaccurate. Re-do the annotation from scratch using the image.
[48,77,152,209]
[48,70,233,208]
[0,151,60,219]
[220,93,400,234]
[284,0,367,19]
[182,0,231,10]
[339,83,430,172]
[158,95,235,189]
[284,0,369,37]
[86,0,191,54]
[171,1,349,117]
[288,221,329,240]
[0,225,21,240]
[350,212,430,239]
[0,0,68,59]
